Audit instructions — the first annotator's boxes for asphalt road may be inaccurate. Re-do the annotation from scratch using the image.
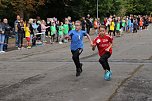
[0,25,152,101]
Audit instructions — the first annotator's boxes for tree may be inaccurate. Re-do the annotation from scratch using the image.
[11,0,45,19]
[125,0,152,15]
[1,0,152,26]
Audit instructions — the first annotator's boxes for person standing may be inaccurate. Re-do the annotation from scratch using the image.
[71,21,75,30]
[3,18,11,51]
[41,20,49,44]
[94,18,98,35]
[50,21,56,44]
[65,20,92,77]
[0,19,6,53]
[24,23,31,49]
[81,17,86,31]
[14,15,20,47]
[63,19,69,43]
[139,18,143,31]
[116,19,121,37]
[58,22,64,44]
[17,18,25,49]
[86,15,91,34]
[109,19,115,36]
[133,19,138,33]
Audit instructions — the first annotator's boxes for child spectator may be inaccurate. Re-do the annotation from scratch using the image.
[25,23,31,49]
[50,21,56,44]
[58,22,64,44]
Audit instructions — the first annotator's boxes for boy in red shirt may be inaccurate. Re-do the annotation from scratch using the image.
[92,25,113,80]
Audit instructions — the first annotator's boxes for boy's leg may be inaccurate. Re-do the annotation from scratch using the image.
[71,48,83,76]
[99,52,111,71]
[99,52,112,80]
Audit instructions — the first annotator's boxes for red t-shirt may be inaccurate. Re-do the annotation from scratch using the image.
[93,34,113,56]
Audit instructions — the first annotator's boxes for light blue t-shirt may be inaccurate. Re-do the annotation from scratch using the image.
[68,30,87,51]
[128,19,131,27]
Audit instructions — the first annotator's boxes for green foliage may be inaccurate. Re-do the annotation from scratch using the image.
[125,0,152,15]
[0,0,152,23]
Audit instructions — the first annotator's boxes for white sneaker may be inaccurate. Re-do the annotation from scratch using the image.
[0,51,5,53]
[59,42,63,44]
[18,47,21,50]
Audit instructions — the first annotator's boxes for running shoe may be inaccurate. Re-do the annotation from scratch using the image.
[104,70,111,81]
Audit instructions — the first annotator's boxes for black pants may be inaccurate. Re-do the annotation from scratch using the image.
[71,48,83,71]
[99,52,111,71]
[18,33,24,48]
[133,28,137,33]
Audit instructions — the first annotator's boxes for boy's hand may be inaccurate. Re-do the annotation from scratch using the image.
[105,48,110,52]
[65,35,70,39]
[92,46,95,51]
[90,41,93,46]
[91,43,96,51]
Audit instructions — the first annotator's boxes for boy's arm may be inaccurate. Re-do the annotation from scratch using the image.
[105,42,112,52]
[105,35,113,51]
[91,38,96,51]
[86,34,93,45]
[65,35,71,40]
[65,30,73,39]
[65,32,71,39]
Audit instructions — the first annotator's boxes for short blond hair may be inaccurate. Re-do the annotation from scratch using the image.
[75,20,82,26]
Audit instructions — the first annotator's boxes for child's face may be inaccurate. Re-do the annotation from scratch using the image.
[75,22,81,31]
[99,27,106,36]
[65,20,68,24]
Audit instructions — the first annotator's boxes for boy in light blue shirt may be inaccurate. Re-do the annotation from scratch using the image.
[66,20,92,77]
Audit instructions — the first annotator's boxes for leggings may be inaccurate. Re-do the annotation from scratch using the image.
[99,52,111,71]
[71,48,83,71]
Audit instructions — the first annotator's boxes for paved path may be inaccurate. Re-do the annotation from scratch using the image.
[0,25,152,101]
